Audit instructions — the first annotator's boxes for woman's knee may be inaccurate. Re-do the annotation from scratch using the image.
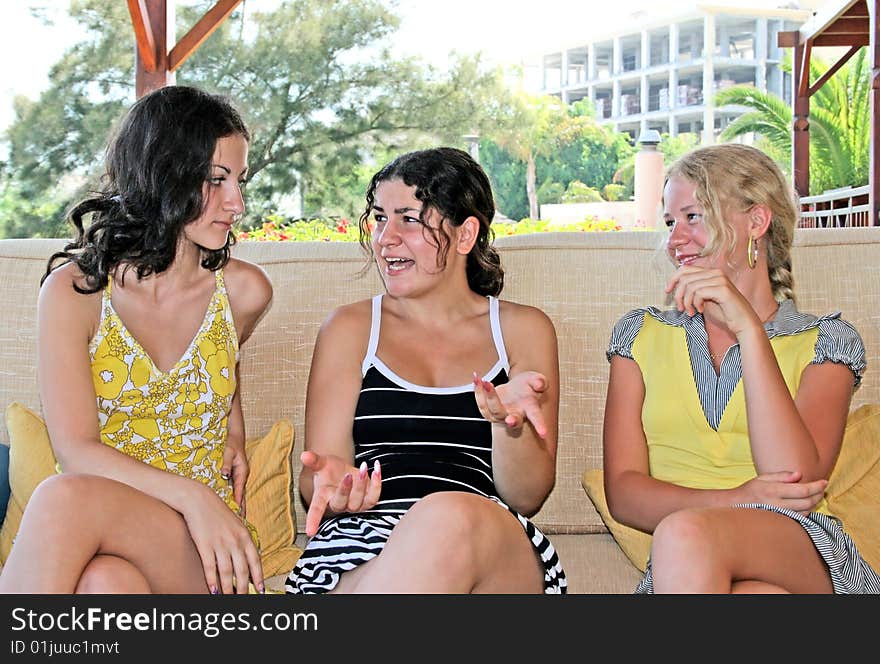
[403,492,496,543]
[398,493,519,569]
[75,555,151,594]
[651,508,720,562]
[25,473,104,523]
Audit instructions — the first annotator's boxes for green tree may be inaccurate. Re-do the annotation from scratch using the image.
[715,49,870,193]
[483,95,632,220]
[479,139,528,220]
[0,0,505,237]
[487,91,568,220]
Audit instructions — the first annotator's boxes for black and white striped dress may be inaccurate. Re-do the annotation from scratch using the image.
[286,294,567,594]
[607,299,880,594]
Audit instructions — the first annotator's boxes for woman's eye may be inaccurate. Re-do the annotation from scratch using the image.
[209,177,225,186]
[687,213,702,223]
[373,215,386,224]
[404,216,421,224]
[664,218,675,229]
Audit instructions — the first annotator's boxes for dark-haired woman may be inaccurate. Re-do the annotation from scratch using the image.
[285,147,567,593]
[0,85,272,594]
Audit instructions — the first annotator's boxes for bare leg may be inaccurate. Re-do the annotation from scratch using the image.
[75,555,151,594]
[331,492,544,594]
[0,473,209,594]
[649,506,833,594]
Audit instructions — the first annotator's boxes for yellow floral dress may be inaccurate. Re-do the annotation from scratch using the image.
[88,270,250,529]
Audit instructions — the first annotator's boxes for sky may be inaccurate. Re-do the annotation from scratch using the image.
[0,0,824,133]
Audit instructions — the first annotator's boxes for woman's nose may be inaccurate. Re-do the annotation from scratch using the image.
[224,183,245,215]
[667,220,688,246]
[376,221,400,246]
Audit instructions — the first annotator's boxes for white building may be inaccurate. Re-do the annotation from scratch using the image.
[532,3,820,143]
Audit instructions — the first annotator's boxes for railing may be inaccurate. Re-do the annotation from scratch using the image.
[798,185,871,228]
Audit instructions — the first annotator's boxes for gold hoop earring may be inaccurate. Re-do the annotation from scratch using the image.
[747,236,758,269]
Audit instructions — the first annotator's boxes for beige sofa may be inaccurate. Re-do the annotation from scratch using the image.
[1,228,878,593]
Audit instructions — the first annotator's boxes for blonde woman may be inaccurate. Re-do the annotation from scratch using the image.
[603,144,879,593]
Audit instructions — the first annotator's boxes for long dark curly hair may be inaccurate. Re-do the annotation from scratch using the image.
[358,147,504,297]
[43,85,250,293]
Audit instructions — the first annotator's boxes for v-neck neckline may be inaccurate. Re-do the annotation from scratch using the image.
[105,272,220,377]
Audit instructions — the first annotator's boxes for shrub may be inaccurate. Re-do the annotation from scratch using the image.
[602,183,626,201]
[237,213,633,242]
[561,180,603,203]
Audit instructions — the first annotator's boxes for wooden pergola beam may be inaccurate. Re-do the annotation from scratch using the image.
[798,0,863,42]
[127,0,244,97]
[807,45,860,96]
[791,35,811,198]
[129,0,173,97]
[870,0,879,225]
[778,0,878,227]
[169,0,243,72]
[813,34,870,45]
[127,0,157,71]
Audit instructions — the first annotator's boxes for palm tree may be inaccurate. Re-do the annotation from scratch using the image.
[715,49,870,194]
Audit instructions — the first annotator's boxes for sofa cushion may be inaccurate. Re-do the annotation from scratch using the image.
[581,468,651,572]
[0,402,301,575]
[244,418,301,577]
[0,403,57,562]
[0,442,11,526]
[825,403,880,571]
[583,403,880,575]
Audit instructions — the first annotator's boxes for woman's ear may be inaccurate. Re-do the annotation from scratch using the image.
[456,216,480,255]
[749,204,773,239]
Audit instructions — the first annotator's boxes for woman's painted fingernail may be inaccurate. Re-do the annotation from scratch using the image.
[359,461,368,479]
[342,473,353,487]
[374,460,381,475]
[210,586,219,595]
[258,584,266,594]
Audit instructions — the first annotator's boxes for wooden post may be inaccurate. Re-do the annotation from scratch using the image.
[128,1,243,99]
[870,0,879,225]
[130,0,175,98]
[791,36,811,198]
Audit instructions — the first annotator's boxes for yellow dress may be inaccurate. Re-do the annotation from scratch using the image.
[88,270,255,535]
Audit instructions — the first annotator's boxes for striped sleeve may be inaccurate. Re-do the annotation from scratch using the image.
[813,317,866,388]
[606,308,647,362]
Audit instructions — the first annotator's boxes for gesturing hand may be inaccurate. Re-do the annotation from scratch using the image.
[473,370,549,439]
[301,450,382,537]
[735,470,828,515]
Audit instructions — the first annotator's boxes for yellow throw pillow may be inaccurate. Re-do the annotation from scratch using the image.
[825,403,880,572]
[581,468,652,572]
[0,403,302,578]
[0,402,58,563]
[244,419,302,577]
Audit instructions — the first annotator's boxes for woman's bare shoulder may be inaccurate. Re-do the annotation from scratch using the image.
[38,262,102,336]
[310,298,374,370]
[222,257,273,319]
[497,299,556,336]
[40,262,101,306]
[320,298,373,336]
